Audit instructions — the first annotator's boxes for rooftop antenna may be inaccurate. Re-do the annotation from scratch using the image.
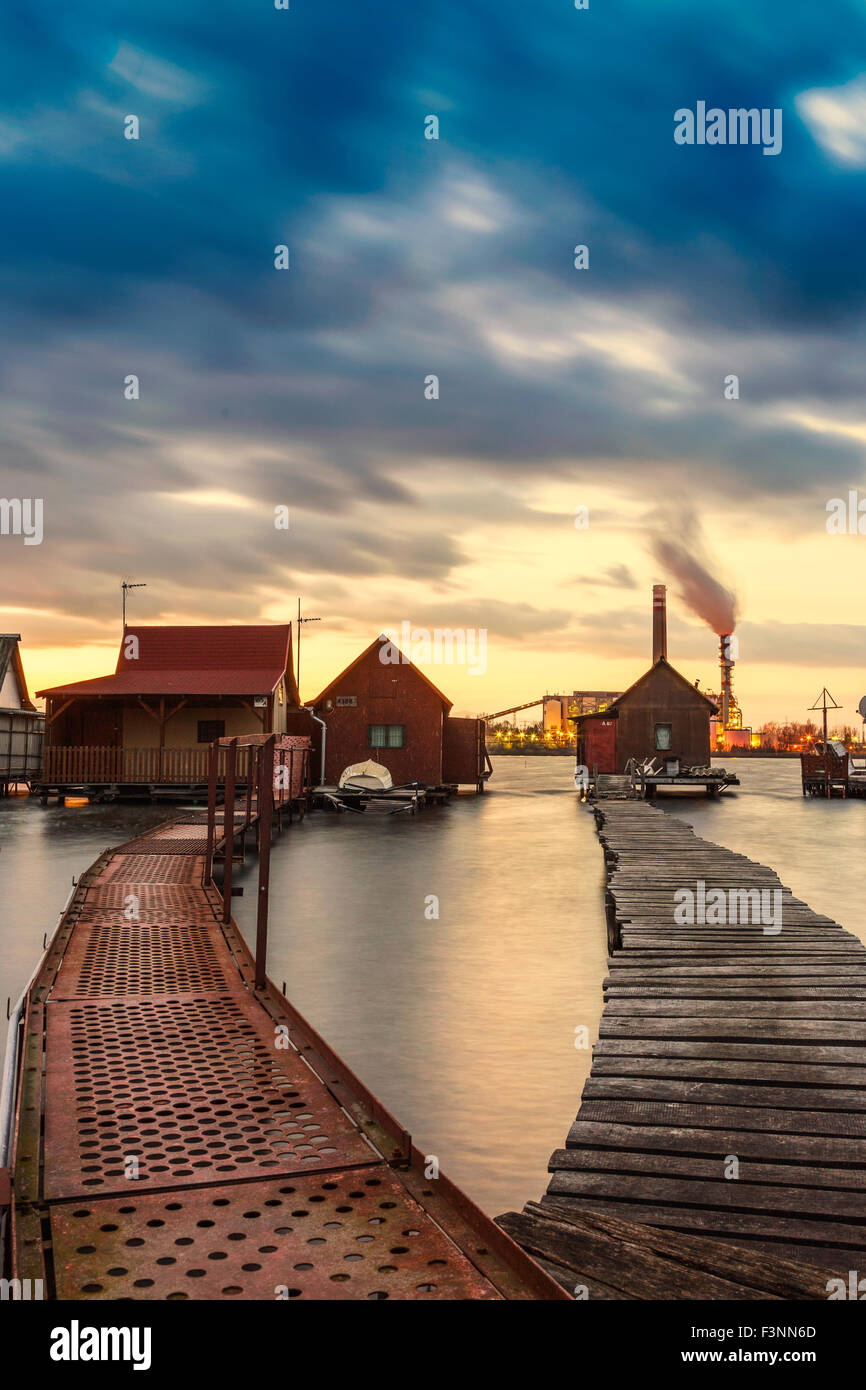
[121,579,147,631]
[296,597,321,695]
[808,687,841,749]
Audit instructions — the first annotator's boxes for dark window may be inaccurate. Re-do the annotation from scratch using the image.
[368,724,405,749]
[197,719,225,743]
[654,723,672,751]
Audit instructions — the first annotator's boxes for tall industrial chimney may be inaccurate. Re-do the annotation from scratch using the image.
[719,635,734,728]
[652,584,667,663]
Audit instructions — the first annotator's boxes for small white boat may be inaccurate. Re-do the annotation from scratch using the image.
[325,760,420,814]
[337,760,393,792]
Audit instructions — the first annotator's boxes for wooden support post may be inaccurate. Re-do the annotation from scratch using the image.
[204,742,218,886]
[254,734,276,990]
[245,743,254,829]
[222,739,237,924]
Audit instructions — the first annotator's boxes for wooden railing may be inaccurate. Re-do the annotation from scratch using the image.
[801,751,847,781]
[43,744,250,786]
[42,738,313,791]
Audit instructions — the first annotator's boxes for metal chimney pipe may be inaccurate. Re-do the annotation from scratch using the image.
[652,585,667,663]
[719,636,733,728]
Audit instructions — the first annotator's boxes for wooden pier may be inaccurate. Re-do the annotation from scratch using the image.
[500,801,866,1295]
[3,734,564,1302]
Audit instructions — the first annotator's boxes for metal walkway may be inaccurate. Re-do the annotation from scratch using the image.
[504,802,866,1284]
[7,765,564,1300]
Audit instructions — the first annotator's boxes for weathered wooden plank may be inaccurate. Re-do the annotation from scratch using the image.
[605,965,866,978]
[606,984,866,995]
[575,1096,866,1137]
[549,1146,866,1191]
[604,999,866,1019]
[530,1200,830,1298]
[538,1194,866,1258]
[546,1169,866,1220]
[591,1055,866,1088]
[599,1017,866,1043]
[594,1038,866,1066]
[496,1208,778,1300]
[562,1119,866,1165]
[582,1076,866,1113]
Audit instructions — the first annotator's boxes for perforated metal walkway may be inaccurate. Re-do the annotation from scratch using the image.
[10,815,563,1301]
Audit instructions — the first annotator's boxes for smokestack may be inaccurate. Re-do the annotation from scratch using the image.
[652,584,667,663]
[719,635,734,727]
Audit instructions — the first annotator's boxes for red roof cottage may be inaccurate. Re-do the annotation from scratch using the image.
[37,624,301,798]
[573,588,718,778]
[305,635,490,791]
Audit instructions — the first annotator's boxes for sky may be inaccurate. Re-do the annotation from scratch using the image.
[2,1,866,728]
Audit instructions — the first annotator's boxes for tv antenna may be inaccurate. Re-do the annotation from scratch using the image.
[296,598,321,693]
[121,579,147,630]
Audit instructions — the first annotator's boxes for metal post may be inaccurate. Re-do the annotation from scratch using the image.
[222,739,237,924]
[238,745,246,864]
[254,735,276,990]
[204,742,218,886]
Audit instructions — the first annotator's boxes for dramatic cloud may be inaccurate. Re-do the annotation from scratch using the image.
[797,76,866,167]
[1,0,865,718]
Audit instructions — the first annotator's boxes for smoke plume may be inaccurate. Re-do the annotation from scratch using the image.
[648,511,738,635]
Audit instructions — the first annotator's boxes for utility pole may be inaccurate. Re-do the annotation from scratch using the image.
[121,580,147,631]
[296,598,321,696]
[808,688,841,749]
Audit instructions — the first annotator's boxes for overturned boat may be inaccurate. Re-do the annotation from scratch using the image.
[338,759,394,793]
[325,760,421,814]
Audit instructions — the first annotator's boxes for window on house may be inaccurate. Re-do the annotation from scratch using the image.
[197,719,225,743]
[654,723,672,750]
[368,724,405,749]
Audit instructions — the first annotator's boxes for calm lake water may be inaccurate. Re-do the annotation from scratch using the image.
[0,755,863,1216]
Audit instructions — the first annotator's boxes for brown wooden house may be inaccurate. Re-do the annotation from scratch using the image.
[574,588,718,775]
[37,624,300,797]
[575,660,718,774]
[304,635,490,790]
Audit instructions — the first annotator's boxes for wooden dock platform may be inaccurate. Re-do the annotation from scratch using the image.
[3,736,564,1302]
[499,801,866,1292]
